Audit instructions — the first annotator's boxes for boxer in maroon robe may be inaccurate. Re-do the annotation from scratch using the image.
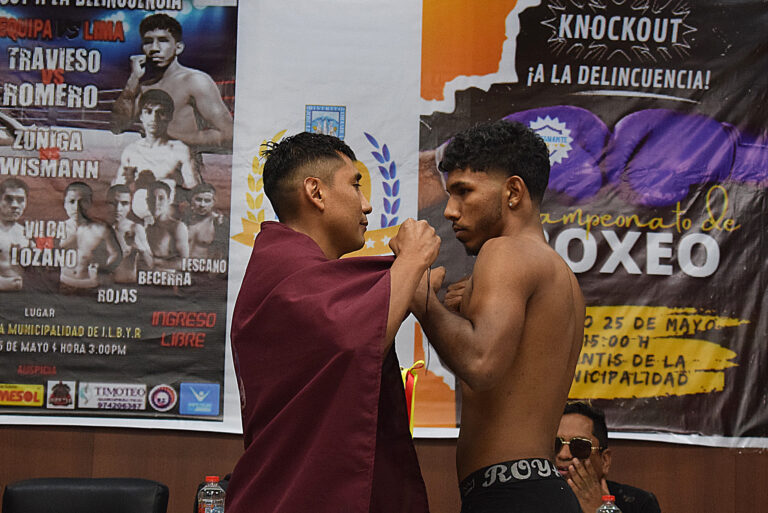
[228,132,439,513]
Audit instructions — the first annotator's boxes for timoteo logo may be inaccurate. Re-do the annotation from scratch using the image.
[0,384,44,406]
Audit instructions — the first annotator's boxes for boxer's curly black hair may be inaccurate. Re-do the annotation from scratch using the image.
[439,120,550,204]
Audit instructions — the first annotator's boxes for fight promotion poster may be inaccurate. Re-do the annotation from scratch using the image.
[416,0,768,446]
[0,1,238,429]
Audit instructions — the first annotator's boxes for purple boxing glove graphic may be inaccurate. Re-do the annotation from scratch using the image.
[725,125,768,186]
[504,106,609,201]
[603,109,735,207]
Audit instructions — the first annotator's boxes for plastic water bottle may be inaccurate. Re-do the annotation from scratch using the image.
[596,495,622,513]
[198,475,226,513]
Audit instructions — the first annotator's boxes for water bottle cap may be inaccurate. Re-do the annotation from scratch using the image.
[602,495,615,502]
[205,476,220,483]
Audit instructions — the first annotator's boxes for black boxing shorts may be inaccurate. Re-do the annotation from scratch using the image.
[459,458,580,513]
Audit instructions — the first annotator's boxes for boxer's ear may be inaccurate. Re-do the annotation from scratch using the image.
[175,41,185,56]
[303,176,325,211]
[505,175,526,209]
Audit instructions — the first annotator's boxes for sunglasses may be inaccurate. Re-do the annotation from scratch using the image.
[554,436,602,460]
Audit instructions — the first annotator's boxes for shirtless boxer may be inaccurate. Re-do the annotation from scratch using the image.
[0,178,30,290]
[60,182,122,290]
[107,184,153,283]
[113,89,200,191]
[407,120,585,513]
[185,183,227,259]
[110,13,233,153]
[145,180,188,270]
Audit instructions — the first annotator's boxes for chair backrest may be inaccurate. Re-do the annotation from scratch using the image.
[2,477,169,513]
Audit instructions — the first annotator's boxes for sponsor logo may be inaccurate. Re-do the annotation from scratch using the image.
[47,380,75,409]
[529,116,573,165]
[148,384,178,412]
[305,105,346,140]
[77,382,146,411]
[0,383,44,406]
[179,383,220,416]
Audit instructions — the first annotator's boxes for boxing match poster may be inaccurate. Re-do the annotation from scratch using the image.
[416,0,768,446]
[0,1,238,429]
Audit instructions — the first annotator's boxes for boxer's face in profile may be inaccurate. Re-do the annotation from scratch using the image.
[443,167,504,255]
[323,155,372,257]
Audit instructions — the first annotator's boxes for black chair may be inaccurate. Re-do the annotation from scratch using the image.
[2,477,169,513]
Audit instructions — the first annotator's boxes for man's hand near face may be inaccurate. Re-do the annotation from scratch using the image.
[566,458,610,513]
[129,55,147,81]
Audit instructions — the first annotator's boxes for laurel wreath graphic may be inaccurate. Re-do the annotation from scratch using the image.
[235,130,400,248]
[246,130,287,225]
[364,132,400,228]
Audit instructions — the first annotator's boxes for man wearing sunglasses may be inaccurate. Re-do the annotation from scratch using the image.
[556,402,661,513]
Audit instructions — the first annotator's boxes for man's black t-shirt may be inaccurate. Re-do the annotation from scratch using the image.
[607,480,661,513]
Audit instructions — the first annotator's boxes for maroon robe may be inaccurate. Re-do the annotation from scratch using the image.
[227,222,429,513]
